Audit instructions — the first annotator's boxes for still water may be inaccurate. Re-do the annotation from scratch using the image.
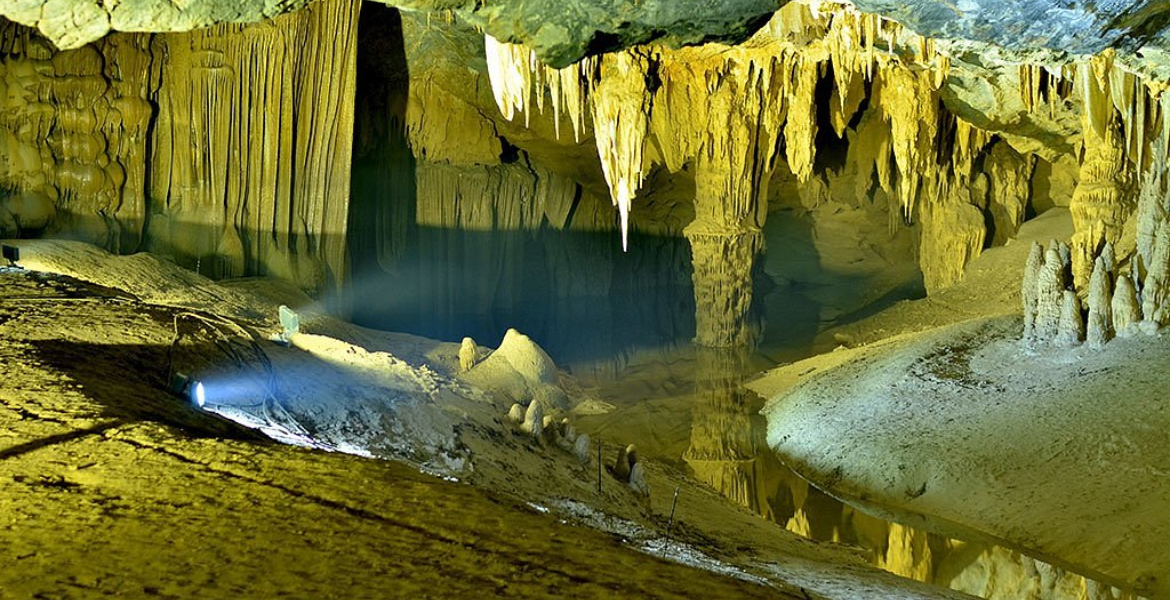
[344,213,1126,600]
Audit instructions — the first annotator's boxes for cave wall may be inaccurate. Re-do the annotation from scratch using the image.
[0,0,360,294]
[3,0,1168,355]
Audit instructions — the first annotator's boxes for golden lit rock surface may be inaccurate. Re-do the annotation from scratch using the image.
[0,0,359,294]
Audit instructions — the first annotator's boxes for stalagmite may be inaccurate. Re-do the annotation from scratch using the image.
[1057,240,1072,272]
[1034,248,1066,341]
[1057,290,1084,347]
[459,337,478,372]
[1023,242,1045,340]
[521,400,544,438]
[1086,257,1113,348]
[628,462,650,497]
[507,403,525,424]
[1102,242,1116,275]
[1142,267,1169,326]
[1112,275,1141,337]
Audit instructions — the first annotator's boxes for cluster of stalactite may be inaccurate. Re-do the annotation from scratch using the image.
[0,0,360,294]
[480,3,1014,344]
[480,1,1170,347]
[1067,51,1170,293]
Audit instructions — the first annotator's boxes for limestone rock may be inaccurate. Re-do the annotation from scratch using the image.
[459,337,478,372]
[521,400,543,438]
[1033,248,1066,341]
[612,444,633,482]
[919,200,986,294]
[1056,290,1083,347]
[985,141,1033,245]
[628,462,650,497]
[507,402,525,424]
[0,190,54,237]
[554,419,577,452]
[1086,257,1113,348]
[0,2,360,292]
[495,328,560,386]
[1112,275,1141,337]
[1022,241,1044,339]
[572,433,591,465]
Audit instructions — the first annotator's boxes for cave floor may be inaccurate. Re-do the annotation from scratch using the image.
[751,208,1168,598]
[0,267,789,600]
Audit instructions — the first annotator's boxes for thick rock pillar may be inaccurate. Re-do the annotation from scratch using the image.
[685,223,763,348]
[1069,56,1135,290]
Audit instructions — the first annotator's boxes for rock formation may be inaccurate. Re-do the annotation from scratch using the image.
[1022,242,1044,340]
[1056,291,1084,347]
[1033,247,1067,341]
[0,1,360,294]
[459,337,478,372]
[1086,257,1113,348]
[521,399,543,438]
[612,444,635,482]
[1112,276,1141,337]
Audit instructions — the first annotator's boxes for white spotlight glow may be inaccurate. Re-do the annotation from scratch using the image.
[192,381,206,408]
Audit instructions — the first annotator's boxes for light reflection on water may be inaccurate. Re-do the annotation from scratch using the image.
[573,342,1126,600]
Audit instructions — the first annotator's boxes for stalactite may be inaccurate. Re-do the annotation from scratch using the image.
[484,34,532,124]
[590,51,652,251]
[784,55,819,184]
[483,34,596,143]
[875,64,940,220]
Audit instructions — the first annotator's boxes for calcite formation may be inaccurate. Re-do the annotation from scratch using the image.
[0,0,359,293]
[1027,132,1170,348]
[5,0,1170,351]
[477,1,1170,347]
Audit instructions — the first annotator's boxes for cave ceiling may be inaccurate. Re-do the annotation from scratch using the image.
[4,0,1170,68]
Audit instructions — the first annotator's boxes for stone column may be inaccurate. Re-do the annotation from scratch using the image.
[685,223,763,348]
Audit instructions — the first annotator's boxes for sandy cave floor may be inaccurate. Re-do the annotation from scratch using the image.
[0,240,975,600]
[750,207,1169,598]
